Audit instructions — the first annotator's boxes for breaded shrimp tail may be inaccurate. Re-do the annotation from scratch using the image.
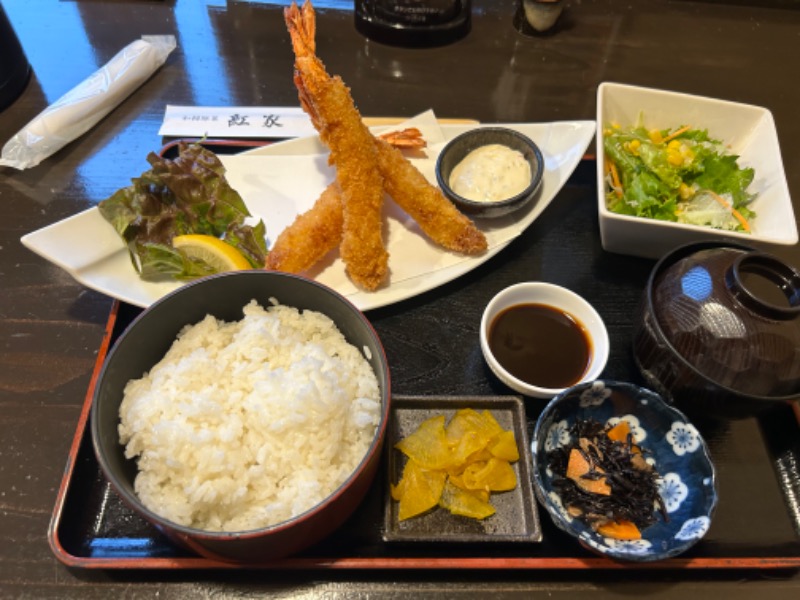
[284,0,388,290]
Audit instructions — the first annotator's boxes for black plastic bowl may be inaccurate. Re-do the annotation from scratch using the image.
[633,241,800,418]
[435,127,544,218]
[91,270,391,563]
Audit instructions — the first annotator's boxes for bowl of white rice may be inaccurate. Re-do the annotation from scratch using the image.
[91,270,390,562]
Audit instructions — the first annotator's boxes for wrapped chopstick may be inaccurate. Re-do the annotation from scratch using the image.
[0,35,177,170]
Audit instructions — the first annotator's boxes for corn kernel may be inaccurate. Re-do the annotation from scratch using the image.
[624,139,641,156]
[667,139,681,150]
[667,152,683,166]
[648,129,663,144]
[679,183,694,200]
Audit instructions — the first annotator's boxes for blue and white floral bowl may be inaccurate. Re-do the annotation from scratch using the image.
[531,380,717,562]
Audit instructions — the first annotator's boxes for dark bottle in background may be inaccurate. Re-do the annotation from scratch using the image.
[355,0,471,47]
[0,4,31,112]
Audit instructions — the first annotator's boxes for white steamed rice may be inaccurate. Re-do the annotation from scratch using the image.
[118,299,381,532]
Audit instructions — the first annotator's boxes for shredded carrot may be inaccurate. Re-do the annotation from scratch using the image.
[706,190,751,232]
[661,125,692,144]
[609,161,623,198]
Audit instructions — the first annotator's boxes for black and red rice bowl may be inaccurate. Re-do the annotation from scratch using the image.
[91,270,391,563]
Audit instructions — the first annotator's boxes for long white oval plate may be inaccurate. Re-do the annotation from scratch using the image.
[21,120,594,311]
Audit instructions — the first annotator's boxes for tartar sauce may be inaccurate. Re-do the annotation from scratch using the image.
[449,144,532,203]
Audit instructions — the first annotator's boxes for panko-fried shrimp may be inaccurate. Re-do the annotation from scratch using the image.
[266,133,436,275]
[375,139,488,254]
[284,0,388,290]
[268,137,487,274]
[270,1,487,280]
[265,183,343,273]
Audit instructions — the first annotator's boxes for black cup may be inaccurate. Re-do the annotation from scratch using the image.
[0,4,31,111]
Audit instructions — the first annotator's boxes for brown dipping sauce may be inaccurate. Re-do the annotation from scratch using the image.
[488,303,592,389]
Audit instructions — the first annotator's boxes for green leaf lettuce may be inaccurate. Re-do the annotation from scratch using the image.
[98,143,267,281]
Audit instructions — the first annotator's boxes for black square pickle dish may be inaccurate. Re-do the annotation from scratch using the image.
[383,395,541,544]
[47,145,800,570]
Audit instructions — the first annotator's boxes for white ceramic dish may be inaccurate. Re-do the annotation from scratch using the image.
[596,82,797,259]
[479,282,609,399]
[21,120,594,311]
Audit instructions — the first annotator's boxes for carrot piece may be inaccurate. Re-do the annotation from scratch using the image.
[606,421,631,443]
[609,161,623,198]
[607,421,647,462]
[566,448,590,479]
[661,125,691,144]
[566,448,612,496]
[597,519,642,540]
[706,190,751,232]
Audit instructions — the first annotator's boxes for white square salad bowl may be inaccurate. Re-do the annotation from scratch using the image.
[596,82,797,259]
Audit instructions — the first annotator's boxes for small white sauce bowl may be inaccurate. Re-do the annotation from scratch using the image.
[480,282,610,399]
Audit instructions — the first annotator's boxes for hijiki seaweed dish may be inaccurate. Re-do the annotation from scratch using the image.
[547,418,667,540]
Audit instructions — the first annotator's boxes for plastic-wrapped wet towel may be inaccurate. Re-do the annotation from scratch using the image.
[0,35,176,170]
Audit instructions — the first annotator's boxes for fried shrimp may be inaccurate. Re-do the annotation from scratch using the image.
[270,1,487,283]
[375,139,488,254]
[266,133,486,274]
[285,0,388,290]
[264,132,416,275]
[265,183,343,273]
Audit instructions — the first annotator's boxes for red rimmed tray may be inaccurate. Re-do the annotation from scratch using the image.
[47,143,800,570]
[48,299,800,570]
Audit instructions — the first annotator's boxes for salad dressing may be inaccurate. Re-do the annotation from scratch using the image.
[449,143,531,203]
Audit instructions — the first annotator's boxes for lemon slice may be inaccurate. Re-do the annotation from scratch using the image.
[172,234,251,272]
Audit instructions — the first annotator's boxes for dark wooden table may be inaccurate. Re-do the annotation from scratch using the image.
[2,0,799,597]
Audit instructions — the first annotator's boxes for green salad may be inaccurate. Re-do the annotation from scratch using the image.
[99,142,267,281]
[603,118,756,232]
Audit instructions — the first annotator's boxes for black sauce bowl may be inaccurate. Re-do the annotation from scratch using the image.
[435,127,544,219]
